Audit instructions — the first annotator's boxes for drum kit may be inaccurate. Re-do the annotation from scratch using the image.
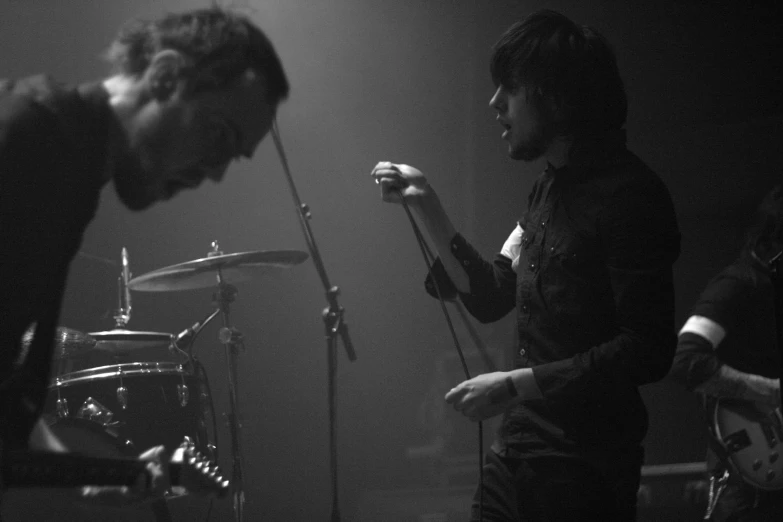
[39,241,308,517]
[21,124,356,522]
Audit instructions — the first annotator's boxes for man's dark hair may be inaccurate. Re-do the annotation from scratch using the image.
[106,7,289,105]
[746,184,783,263]
[490,9,626,139]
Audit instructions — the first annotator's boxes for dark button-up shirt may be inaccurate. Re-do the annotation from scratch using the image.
[427,131,681,462]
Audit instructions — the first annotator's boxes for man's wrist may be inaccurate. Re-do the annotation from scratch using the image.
[412,184,440,212]
[509,368,543,401]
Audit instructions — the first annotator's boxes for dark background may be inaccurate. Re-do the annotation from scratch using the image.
[1,0,781,520]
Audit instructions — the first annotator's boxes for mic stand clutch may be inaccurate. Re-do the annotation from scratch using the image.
[271,121,357,522]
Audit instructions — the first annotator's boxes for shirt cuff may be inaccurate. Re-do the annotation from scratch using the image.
[424,233,484,299]
[679,315,726,349]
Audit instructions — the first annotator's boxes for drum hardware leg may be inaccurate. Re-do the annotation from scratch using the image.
[703,467,730,520]
[213,265,246,522]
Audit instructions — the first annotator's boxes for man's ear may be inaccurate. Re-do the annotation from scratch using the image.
[546,93,570,132]
[145,49,186,101]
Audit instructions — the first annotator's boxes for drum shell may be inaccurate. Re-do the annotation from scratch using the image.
[46,364,211,454]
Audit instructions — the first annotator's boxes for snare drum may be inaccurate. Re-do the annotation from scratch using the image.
[45,361,215,456]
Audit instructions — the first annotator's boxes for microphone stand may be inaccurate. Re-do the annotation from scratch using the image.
[271,121,357,522]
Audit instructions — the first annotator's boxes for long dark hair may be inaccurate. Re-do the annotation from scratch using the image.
[746,185,783,266]
[490,9,626,141]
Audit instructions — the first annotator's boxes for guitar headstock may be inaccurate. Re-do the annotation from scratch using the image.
[170,437,230,498]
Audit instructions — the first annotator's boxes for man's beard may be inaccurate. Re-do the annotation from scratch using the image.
[510,118,556,162]
[112,148,156,211]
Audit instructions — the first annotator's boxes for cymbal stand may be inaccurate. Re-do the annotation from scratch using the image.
[270,120,357,522]
[209,247,246,522]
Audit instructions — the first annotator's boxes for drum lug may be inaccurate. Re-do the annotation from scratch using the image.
[56,396,69,418]
[178,383,190,407]
[117,386,128,410]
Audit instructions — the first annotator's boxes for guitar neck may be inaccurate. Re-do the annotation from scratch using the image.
[1,450,181,489]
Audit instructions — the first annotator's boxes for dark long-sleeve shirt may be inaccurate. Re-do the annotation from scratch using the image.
[671,253,781,390]
[0,75,110,446]
[427,131,681,462]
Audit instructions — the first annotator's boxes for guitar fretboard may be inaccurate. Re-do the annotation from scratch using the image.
[2,451,148,488]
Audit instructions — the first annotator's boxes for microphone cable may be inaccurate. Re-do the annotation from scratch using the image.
[393,188,485,522]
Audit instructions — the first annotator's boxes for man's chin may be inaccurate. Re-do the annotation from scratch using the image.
[113,183,158,211]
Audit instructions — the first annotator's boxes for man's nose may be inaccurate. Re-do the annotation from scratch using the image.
[489,86,504,111]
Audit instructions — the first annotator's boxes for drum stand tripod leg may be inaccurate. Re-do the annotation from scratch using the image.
[223,339,245,522]
[214,274,246,522]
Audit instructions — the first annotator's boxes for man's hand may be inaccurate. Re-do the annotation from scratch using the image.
[371,161,433,205]
[747,376,781,408]
[445,371,522,422]
[79,445,170,506]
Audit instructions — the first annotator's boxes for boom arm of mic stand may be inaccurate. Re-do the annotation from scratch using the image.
[270,121,356,362]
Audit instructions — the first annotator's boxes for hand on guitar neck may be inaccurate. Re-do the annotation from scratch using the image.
[696,366,780,408]
[78,444,171,506]
[2,436,230,506]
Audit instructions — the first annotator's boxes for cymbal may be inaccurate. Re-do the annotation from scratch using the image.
[22,326,97,360]
[127,250,309,292]
[88,329,173,353]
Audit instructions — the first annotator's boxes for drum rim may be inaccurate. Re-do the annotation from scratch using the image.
[88,329,174,342]
[52,361,187,387]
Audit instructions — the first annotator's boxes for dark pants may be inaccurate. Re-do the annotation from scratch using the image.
[469,451,642,522]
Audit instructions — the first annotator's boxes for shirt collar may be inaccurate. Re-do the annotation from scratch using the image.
[547,128,628,179]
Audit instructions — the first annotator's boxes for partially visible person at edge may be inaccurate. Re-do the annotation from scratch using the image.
[372,9,680,521]
[670,185,783,521]
[0,7,288,506]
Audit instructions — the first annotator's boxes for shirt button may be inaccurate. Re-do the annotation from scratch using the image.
[521,305,529,313]
[529,263,536,270]
[451,243,458,252]
[519,348,527,356]
[541,221,546,227]
[550,247,555,253]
